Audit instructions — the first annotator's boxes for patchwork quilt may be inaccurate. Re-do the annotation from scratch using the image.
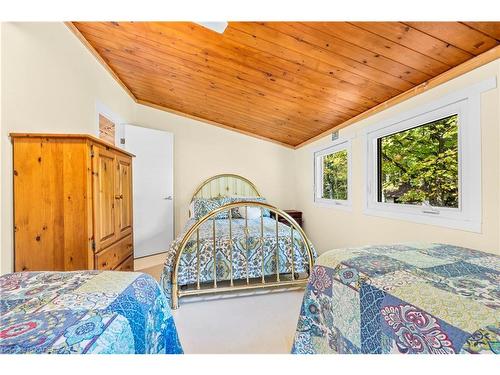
[291,243,500,354]
[161,218,317,307]
[0,271,183,354]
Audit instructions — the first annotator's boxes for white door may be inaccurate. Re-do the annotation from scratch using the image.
[121,124,174,258]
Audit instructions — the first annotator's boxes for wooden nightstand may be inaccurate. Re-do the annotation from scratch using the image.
[271,210,303,228]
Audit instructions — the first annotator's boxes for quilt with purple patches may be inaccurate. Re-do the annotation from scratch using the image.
[291,243,499,354]
[0,271,183,354]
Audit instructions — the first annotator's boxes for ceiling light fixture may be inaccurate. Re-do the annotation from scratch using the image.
[195,22,228,34]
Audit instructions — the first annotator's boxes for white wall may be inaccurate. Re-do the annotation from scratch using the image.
[0,22,3,275]
[133,105,296,235]
[294,59,500,256]
[0,22,295,274]
[1,22,138,274]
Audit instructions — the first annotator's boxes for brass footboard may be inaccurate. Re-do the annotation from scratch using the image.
[171,202,314,309]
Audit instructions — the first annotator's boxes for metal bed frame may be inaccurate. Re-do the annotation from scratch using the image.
[170,174,315,309]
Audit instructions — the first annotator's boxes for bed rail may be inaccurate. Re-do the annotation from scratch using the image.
[171,201,314,309]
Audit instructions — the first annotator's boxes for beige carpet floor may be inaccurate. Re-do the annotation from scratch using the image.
[138,264,304,354]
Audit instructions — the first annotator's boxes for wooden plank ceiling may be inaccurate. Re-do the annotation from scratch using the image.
[72,22,500,147]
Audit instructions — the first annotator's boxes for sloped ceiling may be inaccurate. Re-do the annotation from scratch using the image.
[72,22,500,147]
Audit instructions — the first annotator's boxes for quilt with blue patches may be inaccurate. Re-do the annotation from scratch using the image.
[161,218,317,307]
[291,243,500,354]
[0,271,183,354]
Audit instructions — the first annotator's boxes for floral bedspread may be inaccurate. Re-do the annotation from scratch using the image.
[291,243,500,354]
[161,218,317,307]
[0,271,183,354]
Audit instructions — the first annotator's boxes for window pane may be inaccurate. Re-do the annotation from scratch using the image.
[322,149,348,200]
[378,114,459,208]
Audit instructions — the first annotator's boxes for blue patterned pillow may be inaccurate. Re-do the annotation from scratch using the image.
[192,197,232,220]
[229,196,271,218]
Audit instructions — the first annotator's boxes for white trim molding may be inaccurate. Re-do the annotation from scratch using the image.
[313,137,353,210]
[362,77,496,233]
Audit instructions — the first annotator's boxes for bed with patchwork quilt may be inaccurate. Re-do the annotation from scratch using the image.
[162,174,317,309]
[0,271,183,354]
[160,216,316,307]
[291,243,499,354]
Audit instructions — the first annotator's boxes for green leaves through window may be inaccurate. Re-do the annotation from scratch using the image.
[322,149,348,200]
[377,114,459,208]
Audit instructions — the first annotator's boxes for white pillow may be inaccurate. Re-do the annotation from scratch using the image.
[238,206,262,220]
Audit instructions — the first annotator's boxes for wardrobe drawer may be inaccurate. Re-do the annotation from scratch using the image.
[114,255,134,272]
[95,235,133,270]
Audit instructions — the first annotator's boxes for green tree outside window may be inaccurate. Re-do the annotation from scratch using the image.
[379,114,459,208]
[322,149,348,200]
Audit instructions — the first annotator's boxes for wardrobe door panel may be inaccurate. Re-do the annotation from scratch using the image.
[13,137,90,271]
[116,155,133,238]
[93,147,118,250]
[13,139,64,271]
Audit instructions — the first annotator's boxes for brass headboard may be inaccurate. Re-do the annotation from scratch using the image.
[191,174,261,201]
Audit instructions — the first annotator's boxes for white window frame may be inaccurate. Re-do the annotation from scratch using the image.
[363,77,496,233]
[314,138,352,210]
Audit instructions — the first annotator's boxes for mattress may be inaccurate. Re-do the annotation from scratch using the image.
[291,243,500,354]
[160,217,317,306]
[0,271,183,354]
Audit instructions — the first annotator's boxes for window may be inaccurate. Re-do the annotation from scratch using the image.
[323,149,348,200]
[363,77,496,232]
[99,114,116,145]
[95,100,123,147]
[314,139,352,208]
[377,114,459,208]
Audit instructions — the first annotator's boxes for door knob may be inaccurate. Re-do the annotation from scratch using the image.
[164,196,173,200]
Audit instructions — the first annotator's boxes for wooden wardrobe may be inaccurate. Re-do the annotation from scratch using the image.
[11,133,135,272]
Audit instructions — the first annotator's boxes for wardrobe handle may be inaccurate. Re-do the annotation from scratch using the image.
[115,194,123,199]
